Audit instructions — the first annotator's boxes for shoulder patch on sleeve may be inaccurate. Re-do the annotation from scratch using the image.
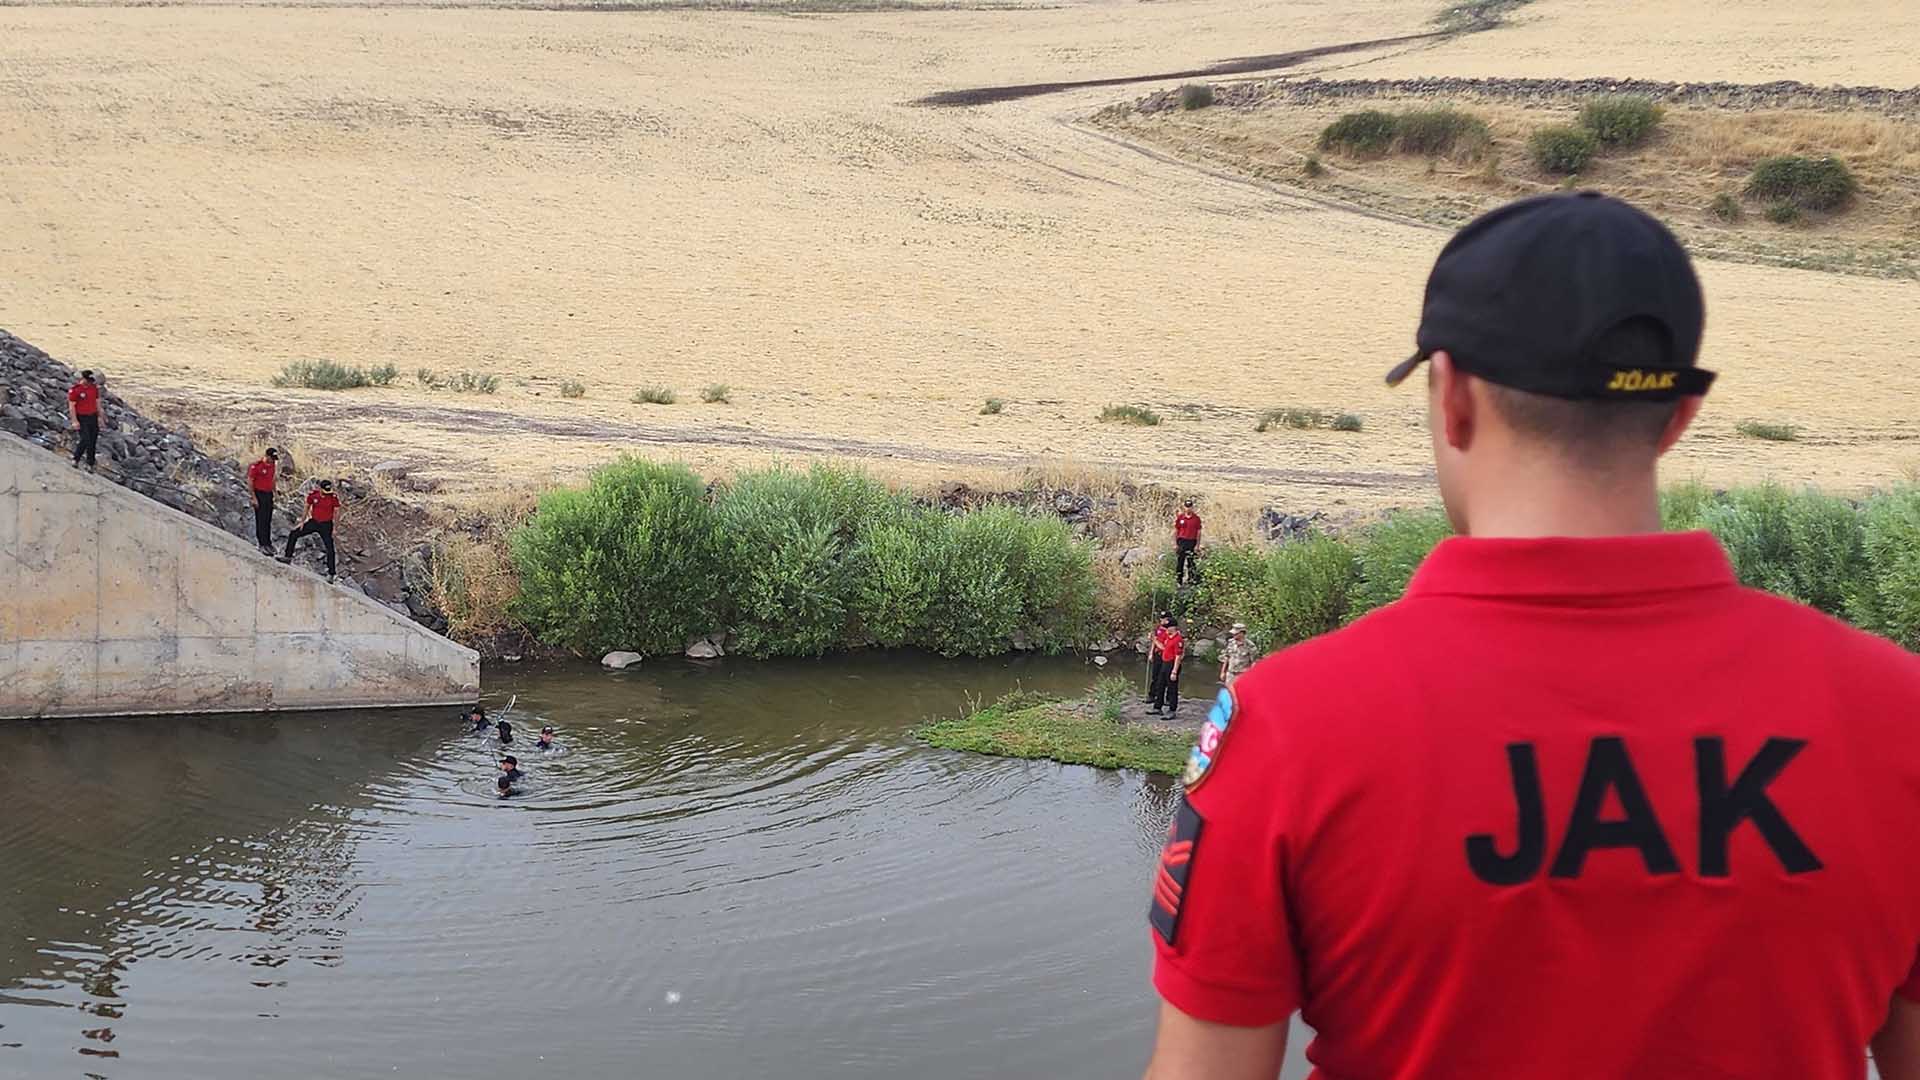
[1149,798,1205,946]
[1181,687,1236,792]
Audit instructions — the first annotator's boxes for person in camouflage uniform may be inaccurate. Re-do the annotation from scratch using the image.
[1219,622,1258,686]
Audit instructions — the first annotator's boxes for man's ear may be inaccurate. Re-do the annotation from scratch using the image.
[1430,351,1476,452]
[1656,396,1704,457]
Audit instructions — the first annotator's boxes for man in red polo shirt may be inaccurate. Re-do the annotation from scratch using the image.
[67,369,102,472]
[1173,501,1202,585]
[246,447,280,555]
[1148,616,1185,719]
[1143,193,1920,1079]
[280,479,341,583]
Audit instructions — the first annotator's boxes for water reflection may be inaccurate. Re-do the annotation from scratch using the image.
[1,652,1269,1079]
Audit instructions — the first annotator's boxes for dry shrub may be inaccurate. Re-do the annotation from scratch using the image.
[430,531,525,642]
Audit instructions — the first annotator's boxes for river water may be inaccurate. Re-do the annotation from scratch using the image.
[0,653,1319,1079]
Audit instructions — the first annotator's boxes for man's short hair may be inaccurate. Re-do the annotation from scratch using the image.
[1481,319,1682,456]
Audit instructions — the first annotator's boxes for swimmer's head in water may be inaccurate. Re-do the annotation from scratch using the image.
[497,775,513,794]
[501,756,518,770]
[542,726,555,735]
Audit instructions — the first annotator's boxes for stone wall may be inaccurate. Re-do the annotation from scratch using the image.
[1,432,479,719]
[1122,76,1920,117]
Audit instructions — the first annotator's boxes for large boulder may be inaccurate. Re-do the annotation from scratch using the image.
[601,651,643,670]
[685,634,724,660]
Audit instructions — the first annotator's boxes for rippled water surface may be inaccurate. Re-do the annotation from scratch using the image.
[0,654,1318,1078]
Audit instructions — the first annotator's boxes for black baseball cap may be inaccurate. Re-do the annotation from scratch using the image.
[1386,192,1712,401]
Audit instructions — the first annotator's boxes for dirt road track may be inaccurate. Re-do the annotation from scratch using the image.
[134,385,1434,494]
[915,31,1449,106]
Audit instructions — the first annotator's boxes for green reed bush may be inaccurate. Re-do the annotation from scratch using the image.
[716,467,860,657]
[1319,110,1399,156]
[1745,155,1857,211]
[272,359,376,390]
[1578,95,1662,148]
[1852,488,1920,649]
[509,457,723,655]
[1394,107,1492,157]
[1529,124,1598,174]
[1345,508,1454,620]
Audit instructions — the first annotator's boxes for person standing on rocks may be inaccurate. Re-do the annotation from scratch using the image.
[67,369,102,473]
[1172,500,1202,585]
[280,479,340,583]
[1217,623,1256,688]
[246,447,280,556]
[1149,616,1184,718]
[1141,192,1920,1080]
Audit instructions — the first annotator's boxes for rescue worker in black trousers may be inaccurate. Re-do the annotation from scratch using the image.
[67,370,102,472]
[281,480,341,583]
[246,448,279,556]
[1148,617,1186,718]
[1144,612,1172,704]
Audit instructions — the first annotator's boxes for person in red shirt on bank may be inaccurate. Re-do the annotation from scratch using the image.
[280,479,341,583]
[1148,617,1185,718]
[1172,501,1202,585]
[246,447,280,556]
[1142,192,1920,1080]
[1146,611,1173,703]
[67,369,102,473]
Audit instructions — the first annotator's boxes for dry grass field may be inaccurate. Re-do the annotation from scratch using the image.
[2,0,1917,516]
[1102,90,1920,277]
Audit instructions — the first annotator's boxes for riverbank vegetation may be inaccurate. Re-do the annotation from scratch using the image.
[1141,485,1920,653]
[919,683,1191,775]
[428,451,1920,659]
[506,458,1097,657]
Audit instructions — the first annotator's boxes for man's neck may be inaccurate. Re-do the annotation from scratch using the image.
[1462,460,1664,540]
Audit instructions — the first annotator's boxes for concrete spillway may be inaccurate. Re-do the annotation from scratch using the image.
[0,432,479,718]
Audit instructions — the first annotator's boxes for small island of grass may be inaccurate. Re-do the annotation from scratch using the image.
[918,680,1196,775]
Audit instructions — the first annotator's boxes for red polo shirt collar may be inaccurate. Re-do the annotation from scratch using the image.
[1407,530,1736,601]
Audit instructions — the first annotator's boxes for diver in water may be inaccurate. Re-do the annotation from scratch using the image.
[496,718,513,745]
[499,755,524,786]
[467,706,488,733]
[496,775,516,798]
[537,725,556,751]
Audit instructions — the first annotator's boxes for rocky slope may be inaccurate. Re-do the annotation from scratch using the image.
[1,328,448,634]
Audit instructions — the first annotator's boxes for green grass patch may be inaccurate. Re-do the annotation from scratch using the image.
[1303,152,1325,178]
[634,385,677,405]
[1529,124,1598,175]
[1578,95,1663,148]
[1763,201,1803,225]
[1737,419,1800,442]
[980,397,1005,415]
[1178,83,1214,111]
[919,689,1191,775]
[271,359,386,390]
[700,383,731,404]
[1745,155,1857,212]
[1710,192,1743,223]
[1331,412,1364,432]
[559,379,586,399]
[1099,404,1161,426]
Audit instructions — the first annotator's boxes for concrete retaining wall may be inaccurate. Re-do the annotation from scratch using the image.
[0,432,479,718]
